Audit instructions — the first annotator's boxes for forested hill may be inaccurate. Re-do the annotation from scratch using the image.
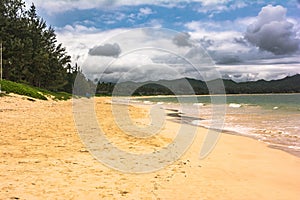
[96,74,300,95]
[0,0,78,92]
[224,74,300,94]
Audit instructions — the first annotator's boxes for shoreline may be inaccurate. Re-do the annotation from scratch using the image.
[128,93,300,157]
[1,95,300,199]
[163,107,300,158]
[131,92,300,99]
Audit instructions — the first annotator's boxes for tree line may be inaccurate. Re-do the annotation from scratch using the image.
[0,0,79,92]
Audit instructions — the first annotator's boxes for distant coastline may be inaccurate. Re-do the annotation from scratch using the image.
[96,74,300,96]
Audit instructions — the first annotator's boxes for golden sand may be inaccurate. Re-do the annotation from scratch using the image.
[0,95,299,199]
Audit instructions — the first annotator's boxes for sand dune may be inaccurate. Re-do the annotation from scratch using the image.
[0,95,299,199]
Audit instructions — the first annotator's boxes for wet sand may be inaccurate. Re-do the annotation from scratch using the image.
[0,95,300,199]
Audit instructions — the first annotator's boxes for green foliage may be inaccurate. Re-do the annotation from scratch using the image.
[51,92,71,100]
[0,79,71,100]
[96,82,115,96]
[0,79,47,100]
[38,88,71,100]
[0,92,6,97]
[0,0,71,91]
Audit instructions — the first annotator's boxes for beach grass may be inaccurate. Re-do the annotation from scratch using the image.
[0,79,71,100]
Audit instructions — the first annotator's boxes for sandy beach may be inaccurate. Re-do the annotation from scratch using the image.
[0,95,300,199]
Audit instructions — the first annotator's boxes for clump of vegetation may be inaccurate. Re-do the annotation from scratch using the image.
[0,79,71,100]
[0,92,6,97]
[41,90,71,100]
[0,80,47,100]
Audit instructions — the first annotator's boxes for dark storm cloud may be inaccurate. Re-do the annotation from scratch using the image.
[172,32,192,47]
[215,56,241,65]
[199,37,214,48]
[88,43,121,57]
[234,37,248,46]
[245,5,299,55]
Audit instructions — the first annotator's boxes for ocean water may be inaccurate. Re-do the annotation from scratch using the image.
[134,94,300,156]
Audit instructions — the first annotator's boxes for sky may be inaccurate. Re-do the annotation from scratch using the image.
[24,0,300,82]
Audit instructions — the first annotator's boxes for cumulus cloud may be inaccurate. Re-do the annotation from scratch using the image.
[172,32,193,47]
[199,37,214,48]
[88,43,121,57]
[139,7,154,15]
[245,5,300,55]
[77,28,224,82]
[55,20,300,83]
[184,7,300,67]
[187,28,255,65]
[219,64,300,82]
[83,53,184,83]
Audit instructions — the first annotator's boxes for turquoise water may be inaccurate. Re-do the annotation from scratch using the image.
[139,94,300,111]
[135,94,300,156]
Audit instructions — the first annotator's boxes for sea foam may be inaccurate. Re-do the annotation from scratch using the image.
[229,103,242,108]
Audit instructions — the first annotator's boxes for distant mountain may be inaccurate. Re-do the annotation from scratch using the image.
[96,74,300,95]
[229,74,300,94]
